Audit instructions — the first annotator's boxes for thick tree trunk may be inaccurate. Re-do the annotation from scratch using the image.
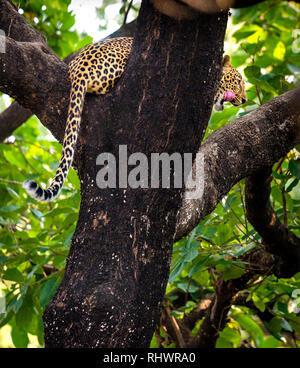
[43,1,228,347]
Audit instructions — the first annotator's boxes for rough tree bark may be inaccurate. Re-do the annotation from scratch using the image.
[43,2,228,348]
[1,0,300,348]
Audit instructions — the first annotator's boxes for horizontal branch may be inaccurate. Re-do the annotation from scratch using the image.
[0,0,46,43]
[0,101,31,142]
[0,35,69,142]
[0,17,137,143]
[176,87,300,241]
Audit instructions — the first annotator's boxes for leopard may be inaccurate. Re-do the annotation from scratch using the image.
[214,54,247,111]
[23,37,247,202]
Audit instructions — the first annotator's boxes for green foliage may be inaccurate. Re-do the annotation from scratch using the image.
[0,117,80,347]
[96,0,140,30]
[12,0,92,57]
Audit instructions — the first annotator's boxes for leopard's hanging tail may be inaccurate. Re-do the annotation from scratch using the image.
[23,80,87,201]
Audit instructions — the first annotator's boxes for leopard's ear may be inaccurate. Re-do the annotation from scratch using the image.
[222,55,231,67]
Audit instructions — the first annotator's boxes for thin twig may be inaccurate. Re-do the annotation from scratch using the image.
[163,300,186,348]
[279,166,288,227]
[0,177,23,185]
[238,182,248,232]
[220,201,248,237]
[123,0,134,25]
[274,156,286,172]
[13,142,38,173]
[15,139,54,155]
[255,85,263,105]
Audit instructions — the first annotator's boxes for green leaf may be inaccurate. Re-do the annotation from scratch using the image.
[235,314,264,347]
[280,318,293,333]
[289,181,300,200]
[215,335,233,348]
[30,208,44,222]
[64,229,75,246]
[233,25,261,41]
[267,316,283,335]
[252,294,265,312]
[232,242,256,257]
[176,280,199,293]
[216,326,241,348]
[3,268,25,283]
[39,277,61,308]
[169,259,187,284]
[223,263,245,281]
[188,256,210,277]
[6,187,20,199]
[0,205,20,212]
[244,65,261,80]
[260,336,281,348]
[15,292,35,331]
[273,41,286,61]
[11,323,29,348]
[289,160,300,179]
[209,106,239,129]
[60,12,75,31]
[285,178,298,193]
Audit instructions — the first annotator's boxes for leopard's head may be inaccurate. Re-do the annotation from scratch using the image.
[214,55,247,111]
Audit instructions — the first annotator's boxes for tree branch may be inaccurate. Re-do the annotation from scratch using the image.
[176,87,300,241]
[245,168,300,277]
[0,36,69,140]
[0,0,46,43]
[0,17,137,143]
[0,101,31,142]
